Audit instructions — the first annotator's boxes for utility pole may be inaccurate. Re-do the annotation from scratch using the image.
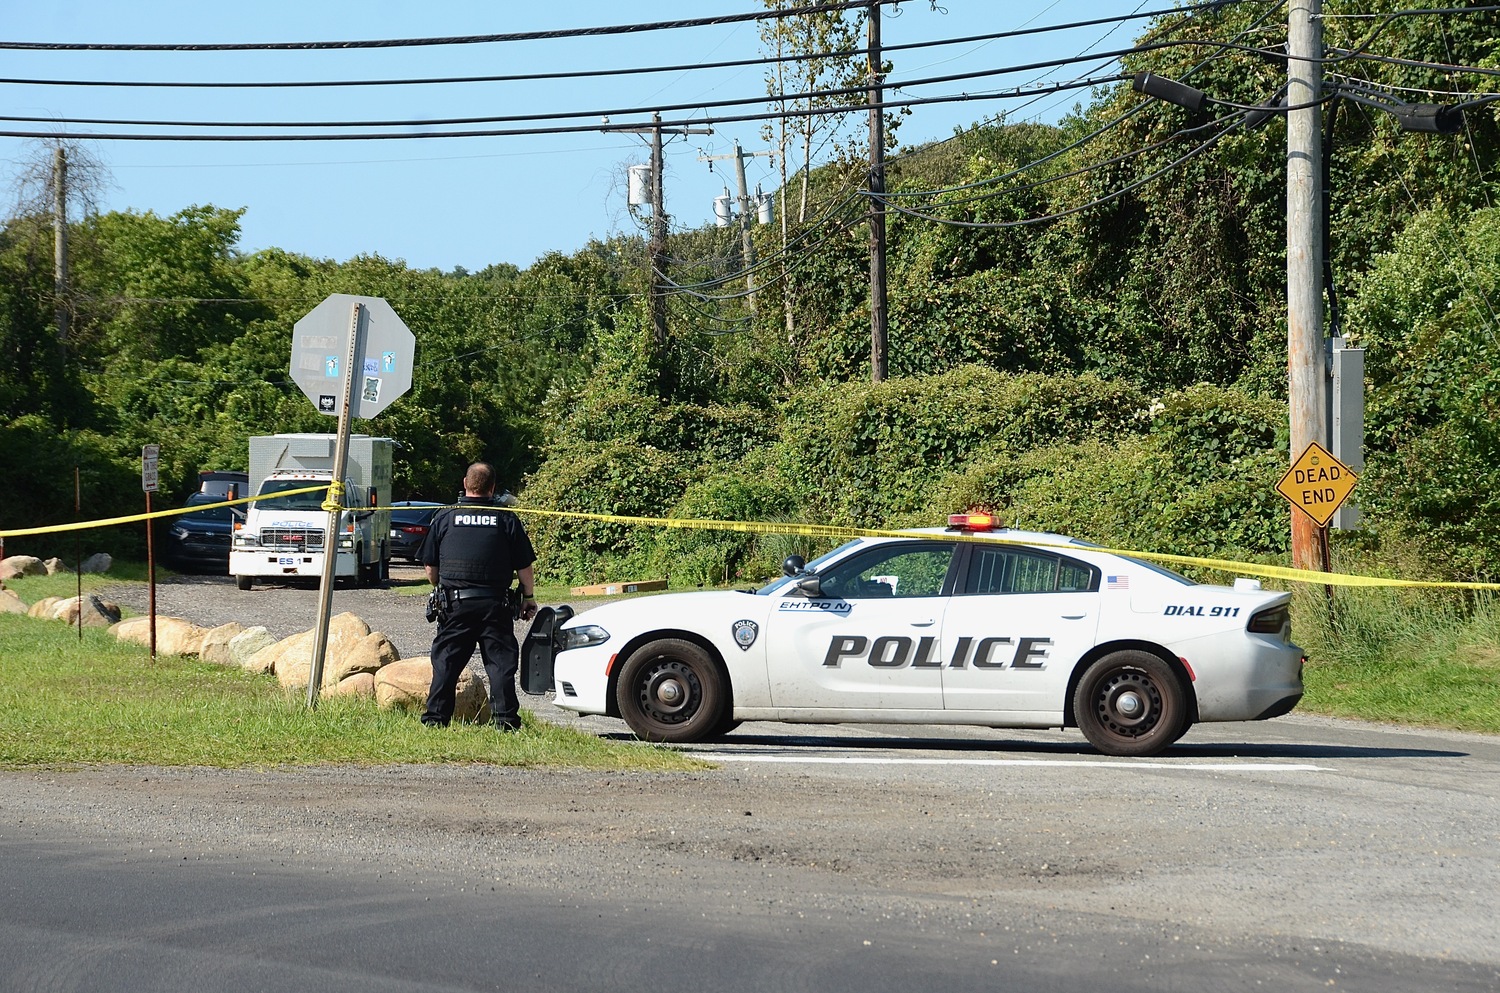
[53,147,69,347]
[1287,0,1329,572]
[618,113,712,359]
[867,1,888,383]
[647,114,669,354]
[700,141,774,311]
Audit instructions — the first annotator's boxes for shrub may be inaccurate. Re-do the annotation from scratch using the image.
[520,440,691,585]
[647,468,786,588]
[774,365,1146,527]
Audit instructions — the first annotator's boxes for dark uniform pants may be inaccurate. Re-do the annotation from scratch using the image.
[423,597,519,727]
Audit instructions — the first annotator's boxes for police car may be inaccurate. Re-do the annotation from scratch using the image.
[521,514,1304,757]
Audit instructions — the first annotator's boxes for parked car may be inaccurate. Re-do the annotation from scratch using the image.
[196,470,249,500]
[388,501,444,563]
[161,492,243,574]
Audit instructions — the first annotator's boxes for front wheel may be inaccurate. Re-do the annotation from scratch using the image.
[615,639,725,744]
[235,574,252,591]
[1073,651,1188,757]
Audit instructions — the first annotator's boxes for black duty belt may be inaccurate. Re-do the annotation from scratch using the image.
[446,588,501,602]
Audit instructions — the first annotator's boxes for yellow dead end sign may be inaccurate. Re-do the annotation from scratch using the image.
[1276,441,1358,528]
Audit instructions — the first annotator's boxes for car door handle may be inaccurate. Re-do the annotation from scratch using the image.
[910,619,936,627]
[1060,613,1088,620]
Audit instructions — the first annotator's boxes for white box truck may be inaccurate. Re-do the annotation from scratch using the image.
[230,433,393,591]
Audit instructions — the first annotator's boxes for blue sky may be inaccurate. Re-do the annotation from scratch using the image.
[1,2,1149,272]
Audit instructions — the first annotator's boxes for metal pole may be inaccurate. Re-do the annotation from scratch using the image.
[867,2,888,383]
[74,467,81,640]
[146,490,156,661]
[1287,0,1328,572]
[307,301,363,708]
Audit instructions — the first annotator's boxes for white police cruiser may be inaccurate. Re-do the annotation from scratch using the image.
[521,514,1304,756]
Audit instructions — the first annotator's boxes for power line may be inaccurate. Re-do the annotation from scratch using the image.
[0,36,1285,134]
[0,2,1260,91]
[0,2,902,53]
[0,71,1133,142]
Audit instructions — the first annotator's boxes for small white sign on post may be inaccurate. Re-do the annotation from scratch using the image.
[141,444,160,493]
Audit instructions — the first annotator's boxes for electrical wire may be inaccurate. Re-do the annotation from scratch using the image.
[0,70,1132,141]
[2,41,1261,132]
[1326,48,1500,81]
[0,2,901,53]
[0,2,1260,91]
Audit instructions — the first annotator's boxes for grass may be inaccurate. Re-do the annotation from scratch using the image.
[5,558,1496,767]
[1291,582,1500,734]
[0,609,702,771]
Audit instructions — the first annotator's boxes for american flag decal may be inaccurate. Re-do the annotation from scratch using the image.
[1106,575,1129,589]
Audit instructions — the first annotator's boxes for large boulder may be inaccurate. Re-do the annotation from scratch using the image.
[229,626,278,672]
[80,553,113,574]
[375,656,490,723]
[52,595,121,628]
[27,596,63,619]
[110,616,150,642]
[0,589,27,614]
[326,671,376,700]
[0,556,45,580]
[267,613,396,691]
[199,622,248,666]
[110,615,210,656]
[43,558,68,575]
[159,617,211,656]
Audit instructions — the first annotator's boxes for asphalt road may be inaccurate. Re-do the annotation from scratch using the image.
[7,570,1492,992]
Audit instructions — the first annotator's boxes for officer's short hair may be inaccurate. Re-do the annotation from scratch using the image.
[464,462,497,495]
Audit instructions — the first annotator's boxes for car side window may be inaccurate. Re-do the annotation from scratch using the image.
[817,544,956,599]
[963,548,1098,594]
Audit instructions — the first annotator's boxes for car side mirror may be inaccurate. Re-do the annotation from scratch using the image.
[782,554,806,577]
[795,574,823,597]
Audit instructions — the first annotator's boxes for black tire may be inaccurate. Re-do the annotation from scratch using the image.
[708,714,743,739]
[615,639,725,744]
[1073,651,1189,757]
[235,574,252,591]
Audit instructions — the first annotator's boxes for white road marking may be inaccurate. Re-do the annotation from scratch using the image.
[691,753,1331,772]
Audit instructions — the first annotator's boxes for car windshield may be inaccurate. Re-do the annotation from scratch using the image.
[755,539,864,595]
[180,493,237,523]
[255,479,328,512]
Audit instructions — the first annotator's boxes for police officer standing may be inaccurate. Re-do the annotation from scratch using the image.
[418,462,539,731]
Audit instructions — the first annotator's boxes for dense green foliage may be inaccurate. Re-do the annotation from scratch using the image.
[2,1,1498,591]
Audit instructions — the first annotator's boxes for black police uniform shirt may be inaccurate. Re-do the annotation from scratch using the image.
[417,496,536,591]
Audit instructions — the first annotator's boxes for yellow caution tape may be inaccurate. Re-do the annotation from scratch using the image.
[4,494,1497,591]
[503,506,1500,592]
[321,480,346,513]
[0,485,331,538]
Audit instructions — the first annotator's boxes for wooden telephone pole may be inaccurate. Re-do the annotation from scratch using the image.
[867,1,888,383]
[1286,0,1330,572]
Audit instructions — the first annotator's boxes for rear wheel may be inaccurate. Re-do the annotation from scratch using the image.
[615,639,725,744]
[1073,651,1188,757]
[708,713,742,739]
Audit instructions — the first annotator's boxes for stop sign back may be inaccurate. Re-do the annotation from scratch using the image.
[289,294,414,419]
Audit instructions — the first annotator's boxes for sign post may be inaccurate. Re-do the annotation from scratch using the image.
[288,295,414,707]
[142,444,160,661]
